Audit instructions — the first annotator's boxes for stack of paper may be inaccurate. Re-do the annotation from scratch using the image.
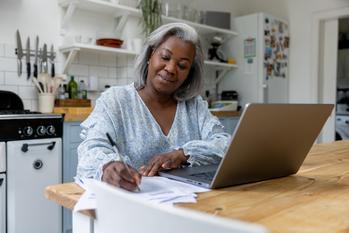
[74,176,210,212]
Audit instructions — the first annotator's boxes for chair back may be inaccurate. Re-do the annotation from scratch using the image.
[90,181,269,233]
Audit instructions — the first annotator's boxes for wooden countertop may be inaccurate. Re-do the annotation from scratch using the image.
[210,111,240,117]
[45,140,349,232]
[53,107,93,122]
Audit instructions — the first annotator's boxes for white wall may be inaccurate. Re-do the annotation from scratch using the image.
[229,0,349,104]
[0,0,242,110]
[287,0,349,103]
[2,0,349,111]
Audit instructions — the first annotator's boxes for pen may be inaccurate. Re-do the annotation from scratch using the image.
[106,133,141,192]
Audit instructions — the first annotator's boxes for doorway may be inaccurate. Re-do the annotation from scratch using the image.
[335,18,349,141]
[312,7,349,143]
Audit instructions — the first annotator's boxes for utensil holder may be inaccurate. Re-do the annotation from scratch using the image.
[38,93,55,113]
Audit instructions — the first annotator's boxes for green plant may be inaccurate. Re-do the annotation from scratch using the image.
[138,0,162,36]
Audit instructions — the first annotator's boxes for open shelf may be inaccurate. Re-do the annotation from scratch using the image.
[58,0,238,38]
[59,43,238,75]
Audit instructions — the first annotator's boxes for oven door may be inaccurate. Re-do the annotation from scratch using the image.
[0,173,6,233]
[7,138,62,233]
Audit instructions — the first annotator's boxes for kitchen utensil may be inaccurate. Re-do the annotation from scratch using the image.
[16,30,23,77]
[33,36,39,78]
[32,77,44,93]
[39,48,42,73]
[26,37,31,80]
[50,44,55,77]
[38,72,50,93]
[51,75,65,95]
[42,44,48,73]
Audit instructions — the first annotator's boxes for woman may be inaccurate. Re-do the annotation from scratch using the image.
[77,23,231,191]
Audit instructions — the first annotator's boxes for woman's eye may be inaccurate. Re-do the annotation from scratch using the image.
[161,55,170,61]
[178,63,188,70]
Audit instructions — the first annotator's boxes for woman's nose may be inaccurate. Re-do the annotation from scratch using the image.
[164,60,176,74]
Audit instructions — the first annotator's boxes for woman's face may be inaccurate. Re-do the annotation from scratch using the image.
[146,36,195,96]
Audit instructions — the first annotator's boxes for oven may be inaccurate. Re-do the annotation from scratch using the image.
[0,171,5,233]
[0,91,63,233]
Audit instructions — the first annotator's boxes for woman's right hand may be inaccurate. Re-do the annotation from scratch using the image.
[102,161,141,192]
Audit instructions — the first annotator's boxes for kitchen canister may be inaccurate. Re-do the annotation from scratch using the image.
[38,93,55,113]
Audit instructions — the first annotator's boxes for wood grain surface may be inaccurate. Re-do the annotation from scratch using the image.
[45,140,349,232]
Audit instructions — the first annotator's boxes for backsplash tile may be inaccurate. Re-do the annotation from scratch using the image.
[5,71,32,86]
[0,57,17,72]
[0,72,4,84]
[0,41,216,112]
[4,44,17,58]
[0,44,4,57]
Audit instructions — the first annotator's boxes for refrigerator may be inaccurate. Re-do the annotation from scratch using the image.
[220,13,290,107]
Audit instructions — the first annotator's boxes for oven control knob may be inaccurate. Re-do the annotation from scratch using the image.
[24,126,33,136]
[37,126,46,136]
[47,125,56,135]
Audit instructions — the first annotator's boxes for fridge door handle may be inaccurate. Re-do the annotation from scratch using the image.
[0,178,3,186]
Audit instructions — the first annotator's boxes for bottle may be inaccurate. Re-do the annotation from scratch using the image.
[68,75,78,99]
[78,80,87,99]
[58,84,66,100]
[63,84,69,99]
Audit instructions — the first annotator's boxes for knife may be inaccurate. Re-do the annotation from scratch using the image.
[50,44,55,77]
[26,37,31,80]
[42,43,47,73]
[16,30,23,77]
[39,48,42,73]
[33,36,39,78]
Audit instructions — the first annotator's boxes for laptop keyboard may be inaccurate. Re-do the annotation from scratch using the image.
[190,171,216,181]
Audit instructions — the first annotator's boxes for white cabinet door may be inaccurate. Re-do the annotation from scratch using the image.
[0,173,5,233]
[7,138,62,233]
[0,142,5,173]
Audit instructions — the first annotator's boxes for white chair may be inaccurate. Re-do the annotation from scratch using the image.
[89,181,269,233]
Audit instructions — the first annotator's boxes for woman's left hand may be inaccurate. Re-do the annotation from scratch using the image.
[139,149,188,176]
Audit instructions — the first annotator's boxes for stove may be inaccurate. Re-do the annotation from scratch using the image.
[0,91,63,233]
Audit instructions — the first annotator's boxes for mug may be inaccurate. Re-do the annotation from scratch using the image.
[38,93,55,113]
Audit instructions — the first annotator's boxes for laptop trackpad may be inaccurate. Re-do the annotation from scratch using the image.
[159,164,218,184]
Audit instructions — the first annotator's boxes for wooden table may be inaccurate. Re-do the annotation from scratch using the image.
[45,140,349,233]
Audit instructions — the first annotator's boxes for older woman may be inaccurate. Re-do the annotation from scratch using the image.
[77,23,231,191]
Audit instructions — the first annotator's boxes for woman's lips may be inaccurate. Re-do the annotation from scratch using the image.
[157,74,175,83]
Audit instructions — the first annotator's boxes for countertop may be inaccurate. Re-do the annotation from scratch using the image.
[45,140,349,233]
[53,107,93,122]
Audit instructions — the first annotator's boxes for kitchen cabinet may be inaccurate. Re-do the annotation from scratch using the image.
[58,0,238,80]
[219,117,239,134]
[63,121,82,233]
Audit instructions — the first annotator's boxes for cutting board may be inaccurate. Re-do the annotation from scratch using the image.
[55,99,91,107]
[53,107,93,121]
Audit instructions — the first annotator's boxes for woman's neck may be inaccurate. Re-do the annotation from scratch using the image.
[138,85,177,107]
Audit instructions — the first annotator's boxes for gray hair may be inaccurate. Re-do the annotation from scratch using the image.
[134,23,204,101]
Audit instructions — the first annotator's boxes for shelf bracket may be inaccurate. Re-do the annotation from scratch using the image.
[215,68,230,85]
[61,2,78,35]
[62,48,79,74]
[113,13,129,36]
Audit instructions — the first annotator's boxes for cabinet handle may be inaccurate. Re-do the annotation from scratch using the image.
[21,141,56,153]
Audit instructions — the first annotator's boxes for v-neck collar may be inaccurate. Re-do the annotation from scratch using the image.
[133,85,179,138]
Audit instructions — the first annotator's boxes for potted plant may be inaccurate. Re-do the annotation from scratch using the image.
[138,0,162,36]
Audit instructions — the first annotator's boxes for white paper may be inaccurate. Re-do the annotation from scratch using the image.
[73,176,210,212]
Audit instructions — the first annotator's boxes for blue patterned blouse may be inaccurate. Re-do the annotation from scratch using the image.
[76,83,231,180]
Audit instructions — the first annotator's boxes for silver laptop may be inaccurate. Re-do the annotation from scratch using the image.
[159,103,334,189]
